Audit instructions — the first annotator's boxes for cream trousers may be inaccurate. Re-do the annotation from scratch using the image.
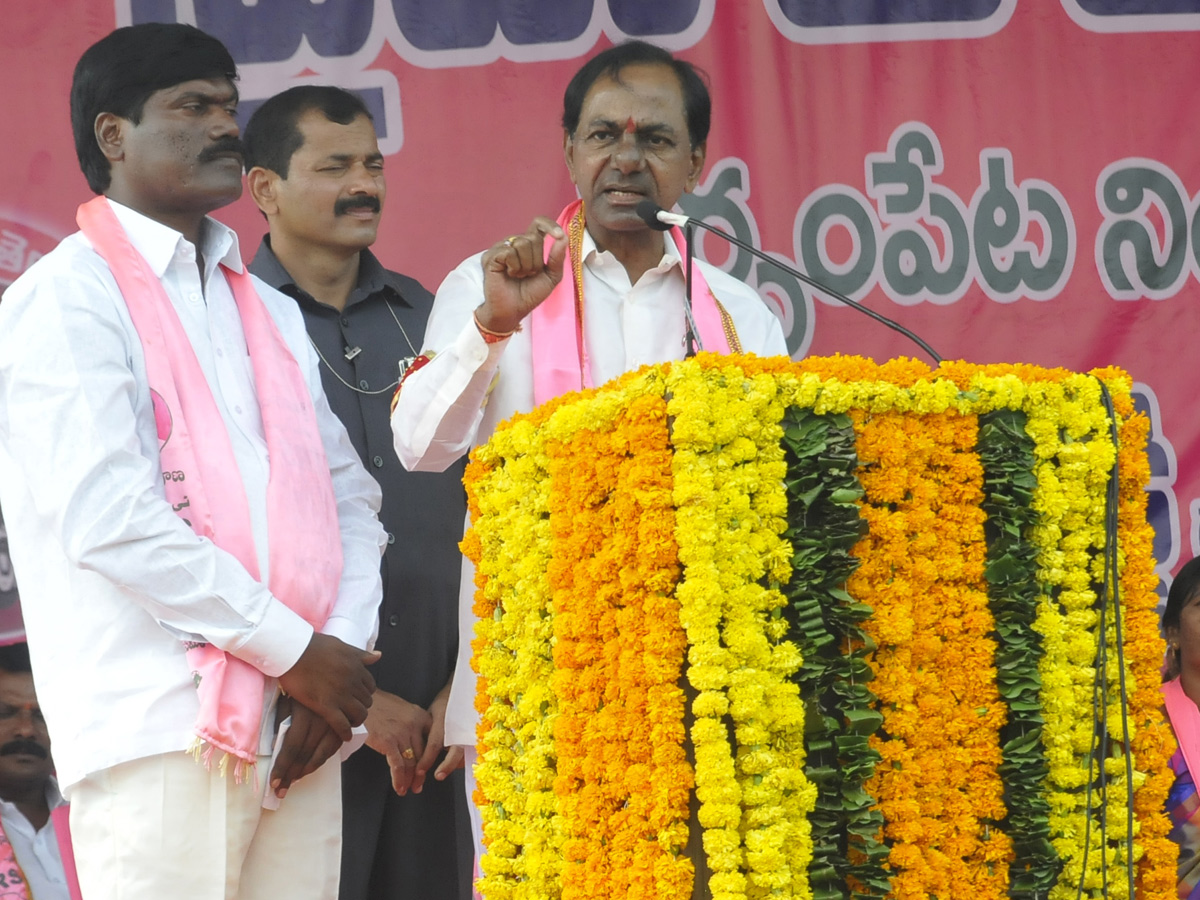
[69,750,341,900]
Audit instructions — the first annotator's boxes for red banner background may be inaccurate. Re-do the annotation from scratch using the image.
[2,0,1193,597]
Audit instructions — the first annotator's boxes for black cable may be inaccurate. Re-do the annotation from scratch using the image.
[637,201,943,364]
[686,216,942,364]
[1074,380,1137,900]
[683,222,698,358]
[1098,381,1136,900]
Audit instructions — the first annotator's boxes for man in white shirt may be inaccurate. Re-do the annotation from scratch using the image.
[0,644,69,900]
[390,39,788,867]
[0,23,386,900]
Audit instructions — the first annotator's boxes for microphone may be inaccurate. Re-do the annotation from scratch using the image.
[634,199,941,364]
[636,201,676,231]
[636,202,688,231]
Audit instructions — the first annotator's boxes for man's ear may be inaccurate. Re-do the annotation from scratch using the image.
[246,166,280,217]
[563,129,577,186]
[684,140,707,194]
[94,113,126,164]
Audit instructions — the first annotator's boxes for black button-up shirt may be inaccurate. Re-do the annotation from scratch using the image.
[249,238,466,706]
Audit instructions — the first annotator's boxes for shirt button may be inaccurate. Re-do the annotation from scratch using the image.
[372,455,384,468]
[340,316,350,326]
[216,348,224,357]
[359,379,369,390]
[386,532,395,545]
[188,292,200,303]
[387,614,399,627]
[235,405,243,414]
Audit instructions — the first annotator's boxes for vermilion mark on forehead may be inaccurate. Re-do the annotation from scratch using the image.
[624,117,636,134]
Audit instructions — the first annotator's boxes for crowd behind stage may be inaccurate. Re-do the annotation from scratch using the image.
[0,17,1196,900]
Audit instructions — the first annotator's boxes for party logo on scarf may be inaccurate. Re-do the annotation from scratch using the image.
[151,389,174,450]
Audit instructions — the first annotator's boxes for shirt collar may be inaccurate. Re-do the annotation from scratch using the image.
[350,249,392,302]
[105,198,243,280]
[580,227,681,273]
[246,235,294,292]
[248,236,409,312]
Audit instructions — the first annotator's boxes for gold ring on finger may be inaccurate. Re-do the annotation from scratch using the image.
[401,747,416,760]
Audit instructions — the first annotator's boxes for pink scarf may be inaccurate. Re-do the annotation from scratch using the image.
[1165,677,1200,781]
[77,197,343,777]
[529,200,733,406]
[0,819,27,900]
[52,806,81,900]
[0,805,81,900]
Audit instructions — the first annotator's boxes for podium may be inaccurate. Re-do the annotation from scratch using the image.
[463,353,1171,900]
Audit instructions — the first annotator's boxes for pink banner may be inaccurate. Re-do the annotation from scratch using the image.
[2,0,1194,593]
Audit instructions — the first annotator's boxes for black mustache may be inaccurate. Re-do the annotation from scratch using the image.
[198,137,245,163]
[0,739,46,759]
[334,196,381,216]
[601,179,651,193]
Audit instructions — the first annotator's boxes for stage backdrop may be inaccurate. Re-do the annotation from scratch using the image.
[1,0,1195,602]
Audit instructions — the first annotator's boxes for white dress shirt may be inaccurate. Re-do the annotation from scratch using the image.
[0,780,68,900]
[391,228,789,745]
[0,201,386,791]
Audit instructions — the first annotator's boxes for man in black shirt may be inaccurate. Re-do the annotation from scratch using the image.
[244,85,470,900]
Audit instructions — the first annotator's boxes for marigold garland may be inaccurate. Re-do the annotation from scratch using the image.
[666,358,815,900]
[849,408,1013,900]
[1096,370,1176,900]
[1016,374,1134,900]
[461,353,1167,900]
[467,415,560,900]
[546,385,692,900]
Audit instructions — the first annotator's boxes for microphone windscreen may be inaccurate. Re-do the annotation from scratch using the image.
[635,199,672,231]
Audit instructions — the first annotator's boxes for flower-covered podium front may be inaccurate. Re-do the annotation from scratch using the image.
[462,354,1172,900]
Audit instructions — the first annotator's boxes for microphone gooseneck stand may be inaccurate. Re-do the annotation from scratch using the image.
[635,199,941,365]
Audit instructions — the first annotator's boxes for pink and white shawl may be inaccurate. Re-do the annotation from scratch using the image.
[529,199,733,407]
[77,197,342,778]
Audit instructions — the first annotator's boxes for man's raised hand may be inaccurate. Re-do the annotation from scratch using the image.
[475,217,568,336]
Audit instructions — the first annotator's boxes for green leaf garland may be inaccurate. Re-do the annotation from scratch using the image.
[781,407,888,900]
[978,408,1061,897]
